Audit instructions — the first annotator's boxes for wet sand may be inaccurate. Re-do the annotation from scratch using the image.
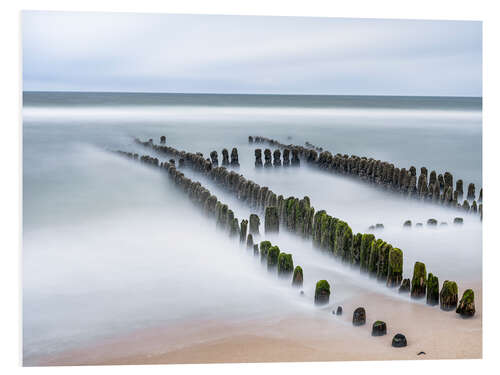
[33,281,481,366]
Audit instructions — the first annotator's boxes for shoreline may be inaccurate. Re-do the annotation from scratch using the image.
[30,281,481,366]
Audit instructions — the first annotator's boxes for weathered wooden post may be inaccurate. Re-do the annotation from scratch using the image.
[314,280,330,305]
[249,214,260,235]
[277,253,294,277]
[410,261,427,299]
[292,266,303,287]
[273,149,282,167]
[456,179,464,199]
[267,245,280,271]
[210,151,218,167]
[352,307,366,326]
[387,248,403,287]
[265,207,280,233]
[291,149,300,166]
[160,135,166,144]
[230,148,239,166]
[259,240,272,264]
[248,136,254,143]
[255,149,263,167]
[426,273,439,306]
[456,289,475,317]
[440,280,458,311]
[467,183,475,200]
[283,149,290,166]
[240,219,248,243]
[264,149,272,167]
[222,149,229,166]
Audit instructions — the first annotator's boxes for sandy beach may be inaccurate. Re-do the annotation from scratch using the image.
[33,281,481,366]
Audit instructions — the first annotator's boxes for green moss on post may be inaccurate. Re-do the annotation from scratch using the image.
[440,280,458,311]
[360,234,375,273]
[427,218,438,227]
[456,289,475,317]
[277,253,294,277]
[267,246,280,270]
[411,261,427,299]
[259,241,272,263]
[403,220,412,228]
[312,210,326,247]
[351,233,363,267]
[314,280,330,305]
[265,206,280,234]
[376,242,392,281]
[399,278,410,294]
[368,239,383,277]
[292,266,303,287]
[387,248,403,287]
[426,273,439,306]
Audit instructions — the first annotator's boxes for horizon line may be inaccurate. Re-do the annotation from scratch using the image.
[22,90,483,99]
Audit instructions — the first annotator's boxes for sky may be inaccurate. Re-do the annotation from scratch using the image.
[22,11,482,96]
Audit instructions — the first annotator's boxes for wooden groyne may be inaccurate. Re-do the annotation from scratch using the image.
[113,149,304,292]
[131,137,476,318]
[251,136,482,219]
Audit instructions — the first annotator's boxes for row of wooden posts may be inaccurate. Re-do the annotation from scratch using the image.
[249,136,482,219]
[130,137,475,317]
[114,149,304,289]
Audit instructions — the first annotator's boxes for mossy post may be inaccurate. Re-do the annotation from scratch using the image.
[292,266,303,287]
[426,273,439,306]
[360,234,375,273]
[253,244,259,256]
[352,307,366,326]
[399,278,410,294]
[456,289,475,318]
[368,239,383,277]
[259,240,272,263]
[314,280,330,305]
[376,242,392,281]
[467,183,475,201]
[229,218,239,238]
[387,248,403,287]
[267,245,280,271]
[277,253,294,277]
[230,148,239,166]
[240,219,248,243]
[351,233,363,267]
[440,280,458,311]
[410,261,427,299]
[403,220,412,228]
[255,149,263,167]
[265,206,280,234]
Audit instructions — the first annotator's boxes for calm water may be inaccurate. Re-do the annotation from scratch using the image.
[22,92,482,364]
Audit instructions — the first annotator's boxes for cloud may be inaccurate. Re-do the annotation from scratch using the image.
[22,11,482,96]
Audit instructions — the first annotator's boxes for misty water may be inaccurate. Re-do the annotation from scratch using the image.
[23,92,482,363]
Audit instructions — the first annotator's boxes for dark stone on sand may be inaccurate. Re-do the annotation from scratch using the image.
[371,321,387,336]
[392,334,407,348]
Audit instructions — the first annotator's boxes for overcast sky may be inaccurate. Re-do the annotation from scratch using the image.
[22,11,482,96]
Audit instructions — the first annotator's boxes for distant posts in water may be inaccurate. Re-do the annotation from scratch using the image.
[265,206,280,234]
[410,261,427,299]
[160,135,166,144]
[456,289,475,318]
[249,214,260,235]
[283,149,290,166]
[387,248,403,287]
[352,307,366,326]
[248,136,254,143]
[230,148,239,167]
[273,149,282,167]
[291,149,300,166]
[456,179,464,199]
[453,217,464,225]
[222,149,229,166]
[427,218,438,227]
[210,151,219,167]
[264,149,272,167]
[314,280,330,305]
[426,273,439,306]
[292,266,303,287]
[479,188,483,203]
[467,183,475,201]
[403,220,412,228]
[277,253,294,277]
[440,280,458,311]
[255,149,263,167]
